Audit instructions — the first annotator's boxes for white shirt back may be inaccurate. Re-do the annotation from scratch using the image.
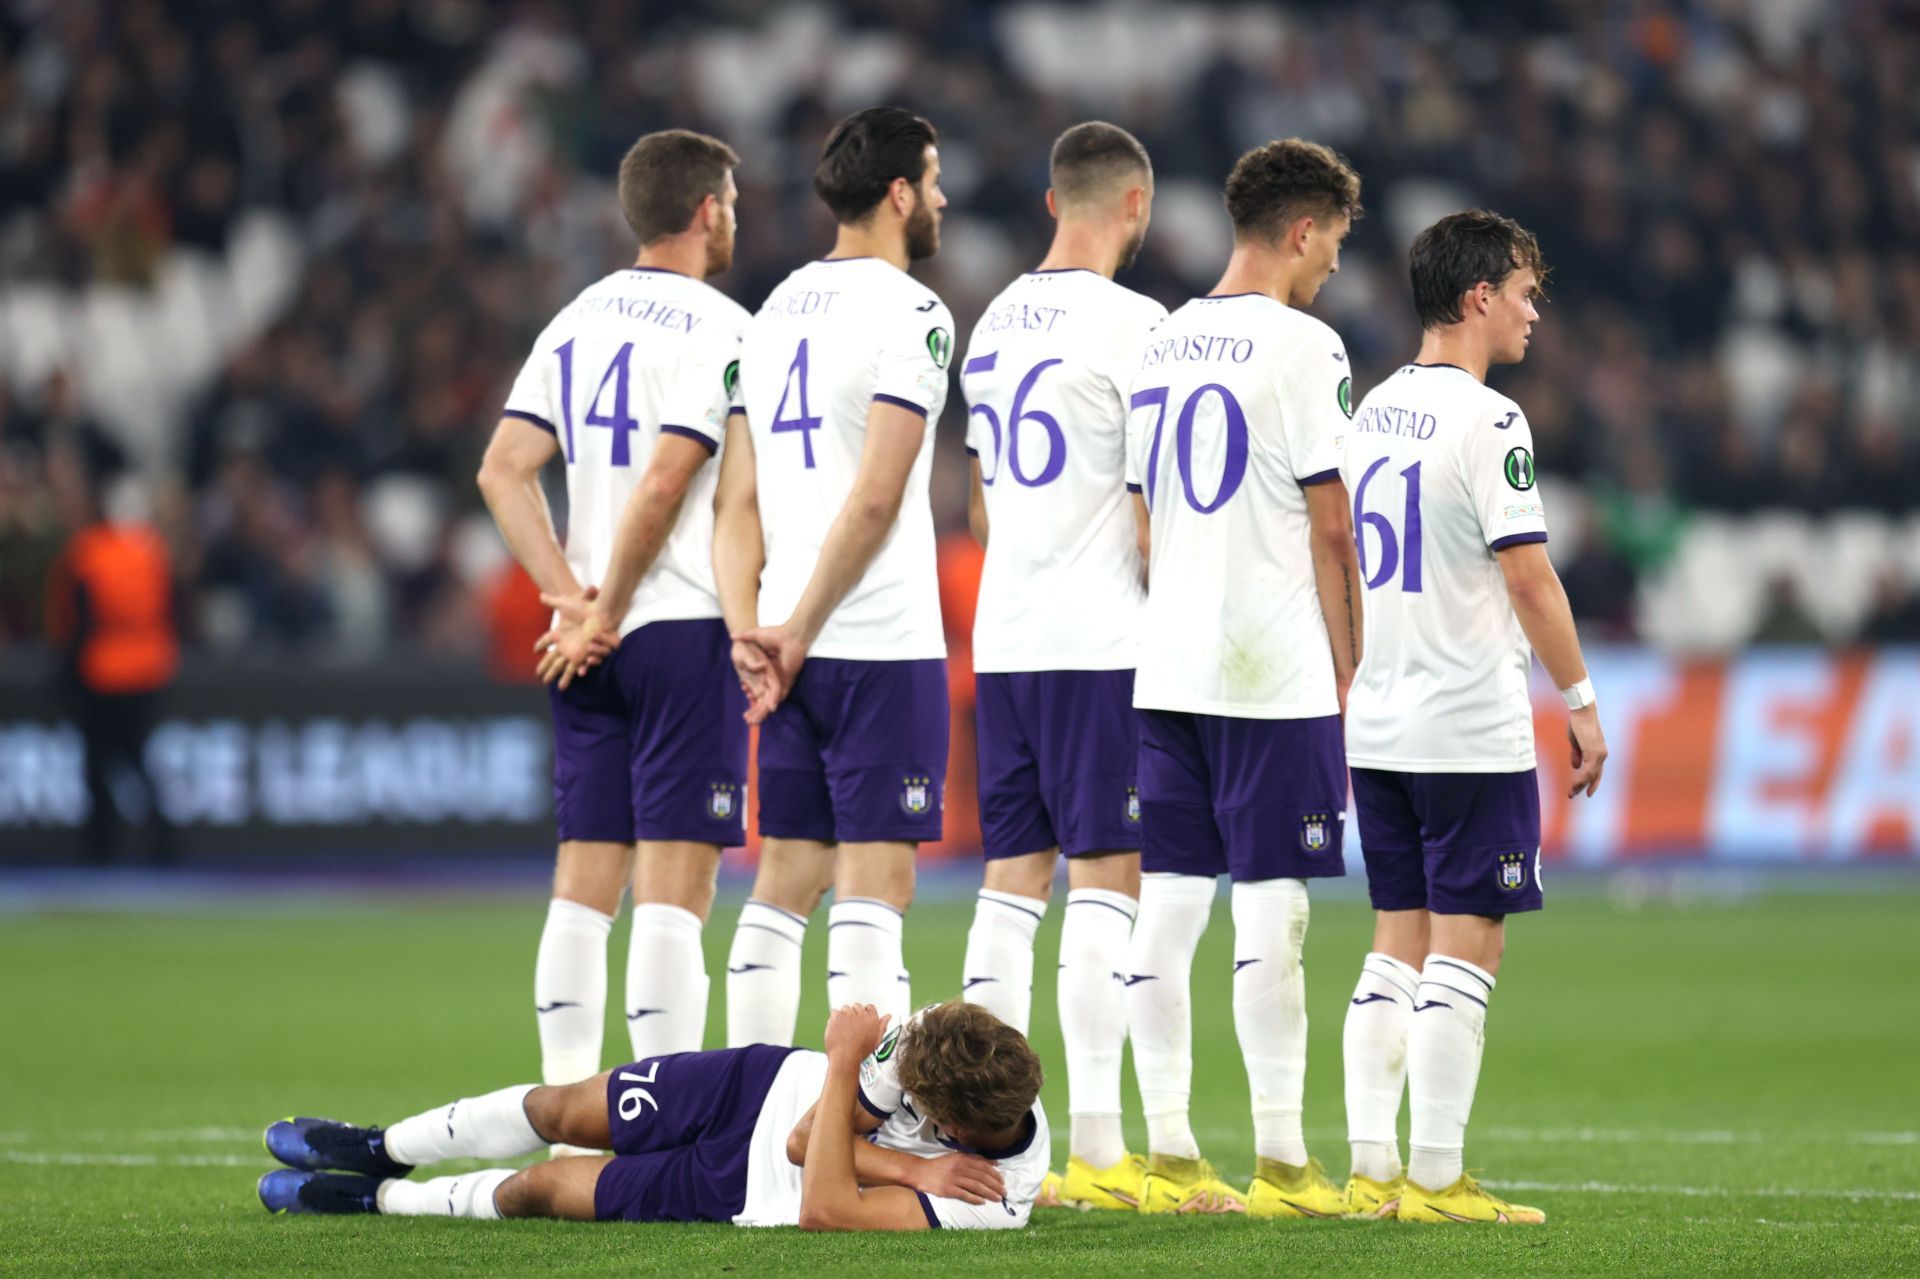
[1124,294,1352,719]
[739,258,953,661]
[502,268,746,639]
[1342,363,1549,771]
[734,1018,1049,1230]
[962,270,1166,672]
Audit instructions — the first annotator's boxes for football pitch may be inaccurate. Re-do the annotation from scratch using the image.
[3,879,1916,1275]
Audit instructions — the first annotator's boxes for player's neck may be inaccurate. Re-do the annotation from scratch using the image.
[1211,242,1305,306]
[632,238,708,281]
[1035,221,1122,279]
[826,222,910,272]
[1415,330,1490,383]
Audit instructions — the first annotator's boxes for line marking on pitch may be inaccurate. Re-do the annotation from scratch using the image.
[1196,1126,1920,1148]
[1490,1179,1920,1202]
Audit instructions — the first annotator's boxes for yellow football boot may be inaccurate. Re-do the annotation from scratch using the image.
[1246,1156,1347,1219]
[1137,1154,1248,1214]
[1036,1170,1068,1208]
[1398,1173,1546,1225]
[1343,1173,1404,1219]
[1059,1153,1146,1211]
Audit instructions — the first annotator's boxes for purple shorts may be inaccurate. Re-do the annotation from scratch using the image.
[594,1044,799,1223]
[1138,709,1347,882]
[549,618,748,846]
[757,657,949,844]
[1350,768,1543,915]
[976,670,1142,859]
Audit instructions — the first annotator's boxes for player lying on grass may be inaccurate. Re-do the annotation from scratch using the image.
[258,1000,1048,1231]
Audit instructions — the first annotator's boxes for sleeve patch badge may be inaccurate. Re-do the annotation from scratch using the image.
[723,359,740,400]
[1503,446,1536,491]
[926,327,952,369]
[1337,375,1353,418]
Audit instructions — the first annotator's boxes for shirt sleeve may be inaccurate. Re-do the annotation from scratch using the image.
[959,326,988,459]
[1463,404,1549,549]
[501,338,559,436]
[920,1190,1030,1230]
[873,298,953,421]
[1112,303,1167,494]
[1275,332,1352,485]
[659,321,744,454]
[855,1024,906,1120]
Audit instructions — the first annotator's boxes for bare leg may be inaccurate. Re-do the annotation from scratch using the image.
[493,1155,615,1221]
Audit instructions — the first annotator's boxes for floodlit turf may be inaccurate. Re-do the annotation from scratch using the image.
[3,883,1917,1275]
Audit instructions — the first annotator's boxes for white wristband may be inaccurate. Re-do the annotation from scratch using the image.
[1560,678,1596,711]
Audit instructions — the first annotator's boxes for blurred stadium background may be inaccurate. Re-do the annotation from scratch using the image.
[1,0,1917,870]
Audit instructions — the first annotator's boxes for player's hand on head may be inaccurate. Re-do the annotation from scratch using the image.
[822,1003,890,1066]
[915,1152,1005,1205]
[1566,704,1608,799]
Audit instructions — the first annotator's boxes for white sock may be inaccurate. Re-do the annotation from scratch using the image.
[626,902,709,1058]
[960,888,1047,1033]
[376,1169,514,1219]
[1343,951,1420,1182]
[1230,878,1311,1167]
[725,899,808,1047]
[1060,887,1136,1169]
[1126,873,1215,1160]
[827,897,910,1027]
[534,899,613,1085]
[382,1084,541,1166]
[1407,954,1495,1191]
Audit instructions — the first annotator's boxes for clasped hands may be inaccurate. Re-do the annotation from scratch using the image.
[534,588,807,725]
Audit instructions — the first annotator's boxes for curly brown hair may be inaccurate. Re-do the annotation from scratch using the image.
[894,1000,1043,1138]
[1224,138,1362,244]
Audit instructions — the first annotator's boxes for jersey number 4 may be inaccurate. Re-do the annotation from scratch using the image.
[1354,457,1423,592]
[554,339,641,467]
[771,339,824,468]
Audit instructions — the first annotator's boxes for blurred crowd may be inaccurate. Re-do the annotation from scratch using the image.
[2,0,1918,664]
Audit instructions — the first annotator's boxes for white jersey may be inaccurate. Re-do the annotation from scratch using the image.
[734,1017,1050,1230]
[1124,294,1352,719]
[739,258,953,661]
[962,270,1166,672]
[1342,363,1549,772]
[502,268,747,639]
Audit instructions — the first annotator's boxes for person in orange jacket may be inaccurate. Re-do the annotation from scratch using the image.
[46,475,180,864]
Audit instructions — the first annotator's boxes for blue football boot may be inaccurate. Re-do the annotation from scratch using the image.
[264,1117,412,1178]
[258,1168,380,1215]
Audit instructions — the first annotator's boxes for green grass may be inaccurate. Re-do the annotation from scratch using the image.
[3,885,1918,1275]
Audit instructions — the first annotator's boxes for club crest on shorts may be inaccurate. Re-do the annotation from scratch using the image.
[900,775,933,816]
[1300,812,1331,852]
[1124,786,1142,824]
[1497,851,1528,891]
[707,782,739,822]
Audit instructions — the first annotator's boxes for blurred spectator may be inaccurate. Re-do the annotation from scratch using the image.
[1751,574,1825,647]
[1859,572,1920,646]
[44,469,179,864]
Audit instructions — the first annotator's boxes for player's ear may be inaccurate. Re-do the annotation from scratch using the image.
[1045,188,1059,219]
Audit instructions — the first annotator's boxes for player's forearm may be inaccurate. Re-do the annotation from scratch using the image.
[785,490,900,644]
[797,1062,868,1229]
[712,501,765,635]
[478,469,579,597]
[596,475,691,623]
[1505,562,1589,691]
[1310,526,1363,687]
